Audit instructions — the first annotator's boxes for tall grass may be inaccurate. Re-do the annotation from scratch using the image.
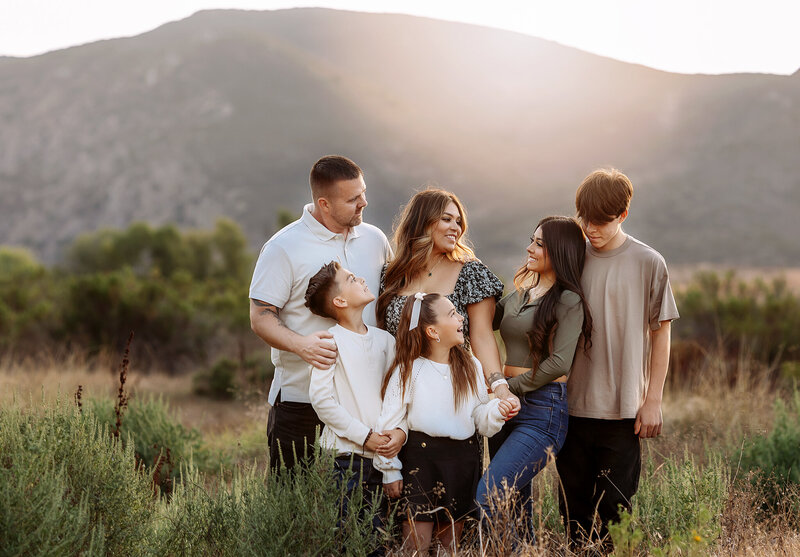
[3,376,800,555]
[0,399,155,556]
[4,265,800,554]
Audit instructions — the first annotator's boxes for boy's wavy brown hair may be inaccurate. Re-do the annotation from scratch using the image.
[575,168,633,224]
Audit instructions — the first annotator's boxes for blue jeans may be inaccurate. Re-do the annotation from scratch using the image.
[476,381,569,540]
[333,453,386,556]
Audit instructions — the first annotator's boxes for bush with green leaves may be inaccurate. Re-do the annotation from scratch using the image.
[0,246,59,354]
[608,450,728,555]
[739,389,800,514]
[89,396,209,493]
[0,219,256,370]
[193,356,275,400]
[0,399,155,556]
[674,270,800,371]
[194,357,238,400]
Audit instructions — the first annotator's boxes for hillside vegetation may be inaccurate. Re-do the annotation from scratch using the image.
[2,219,799,378]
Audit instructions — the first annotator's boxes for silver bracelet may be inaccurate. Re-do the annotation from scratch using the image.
[490,378,509,392]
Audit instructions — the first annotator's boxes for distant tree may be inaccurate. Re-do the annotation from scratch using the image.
[0,246,41,275]
[0,247,56,352]
[276,208,299,232]
[0,219,269,369]
[209,218,251,283]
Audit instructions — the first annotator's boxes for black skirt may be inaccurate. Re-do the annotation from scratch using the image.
[399,430,481,524]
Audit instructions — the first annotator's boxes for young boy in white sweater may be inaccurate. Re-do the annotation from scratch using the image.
[304,260,404,550]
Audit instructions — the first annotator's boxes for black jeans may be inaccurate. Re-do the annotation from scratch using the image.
[555,416,641,548]
[266,393,324,471]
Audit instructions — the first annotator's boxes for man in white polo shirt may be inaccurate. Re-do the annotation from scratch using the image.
[249,155,392,470]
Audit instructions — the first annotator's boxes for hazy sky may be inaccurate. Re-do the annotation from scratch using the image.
[2,0,798,75]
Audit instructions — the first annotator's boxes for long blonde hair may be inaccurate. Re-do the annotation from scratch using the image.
[377,189,474,327]
[381,293,479,410]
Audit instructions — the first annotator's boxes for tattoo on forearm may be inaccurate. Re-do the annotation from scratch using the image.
[487,372,505,385]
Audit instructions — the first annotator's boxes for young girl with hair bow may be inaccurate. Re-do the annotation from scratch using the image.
[374,292,513,554]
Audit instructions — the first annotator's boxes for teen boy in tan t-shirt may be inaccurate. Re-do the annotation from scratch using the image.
[557,168,679,549]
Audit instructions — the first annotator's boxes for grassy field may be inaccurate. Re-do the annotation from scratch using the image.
[2,343,799,556]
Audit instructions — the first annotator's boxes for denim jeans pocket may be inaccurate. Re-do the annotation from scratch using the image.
[521,402,554,432]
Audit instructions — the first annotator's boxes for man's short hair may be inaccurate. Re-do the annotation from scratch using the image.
[575,168,634,224]
[304,261,341,319]
[309,156,362,200]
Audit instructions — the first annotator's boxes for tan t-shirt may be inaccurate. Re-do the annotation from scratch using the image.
[567,236,679,419]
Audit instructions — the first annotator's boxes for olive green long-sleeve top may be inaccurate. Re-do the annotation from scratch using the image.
[494,288,584,396]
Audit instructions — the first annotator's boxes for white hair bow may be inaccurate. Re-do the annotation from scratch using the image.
[409,292,426,331]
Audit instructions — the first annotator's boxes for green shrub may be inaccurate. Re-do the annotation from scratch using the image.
[194,358,238,400]
[674,270,800,371]
[236,452,387,556]
[740,389,800,513]
[89,396,209,493]
[609,450,728,555]
[242,355,275,388]
[150,467,242,556]
[0,220,257,370]
[0,399,155,556]
[193,356,275,400]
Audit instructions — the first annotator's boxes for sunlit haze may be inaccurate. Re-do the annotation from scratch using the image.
[2,0,798,75]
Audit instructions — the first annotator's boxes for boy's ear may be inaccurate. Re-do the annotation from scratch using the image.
[332,295,347,309]
[618,209,629,223]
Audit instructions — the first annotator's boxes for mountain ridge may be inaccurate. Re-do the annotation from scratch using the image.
[1,8,797,270]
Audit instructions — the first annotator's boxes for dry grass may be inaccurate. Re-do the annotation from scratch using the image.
[661,347,780,457]
[3,345,800,555]
[0,353,268,437]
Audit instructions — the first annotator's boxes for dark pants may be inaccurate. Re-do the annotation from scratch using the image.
[333,453,387,556]
[555,416,641,548]
[266,393,324,471]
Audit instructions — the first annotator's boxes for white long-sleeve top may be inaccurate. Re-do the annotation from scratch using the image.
[308,324,396,458]
[374,356,505,484]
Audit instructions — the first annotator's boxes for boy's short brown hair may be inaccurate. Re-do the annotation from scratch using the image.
[575,168,634,224]
[304,261,341,319]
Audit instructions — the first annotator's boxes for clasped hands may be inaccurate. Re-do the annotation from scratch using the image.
[367,428,406,499]
[366,427,406,457]
[493,383,521,420]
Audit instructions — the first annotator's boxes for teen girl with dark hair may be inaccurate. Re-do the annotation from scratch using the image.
[476,216,593,540]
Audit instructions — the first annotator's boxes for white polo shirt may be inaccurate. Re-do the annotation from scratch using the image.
[249,203,392,405]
